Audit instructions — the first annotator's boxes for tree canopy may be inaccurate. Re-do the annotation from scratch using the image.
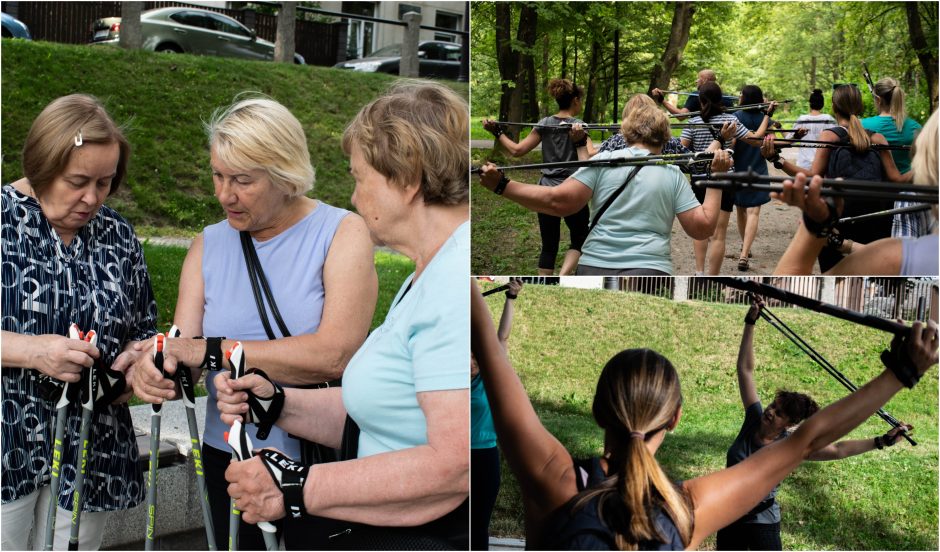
[471,1,938,124]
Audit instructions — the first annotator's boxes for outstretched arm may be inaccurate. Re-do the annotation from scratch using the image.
[470,281,578,521]
[478,163,593,218]
[684,320,937,549]
[807,423,912,461]
[482,119,543,157]
[737,300,762,409]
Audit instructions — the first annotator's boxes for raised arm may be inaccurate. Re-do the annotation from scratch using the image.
[684,320,937,549]
[496,279,523,347]
[470,281,578,519]
[737,300,762,409]
[478,164,593,218]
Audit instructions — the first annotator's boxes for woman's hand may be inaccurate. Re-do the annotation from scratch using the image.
[129,337,179,404]
[110,347,144,404]
[214,372,275,426]
[719,121,735,143]
[760,134,780,160]
[478,163,502,192]
[568,123,587,145]
[507,278,524,298]
[905,320,939,377]
[770,173,842,223]
[709,148,732,173]
[744,296,764,324]
[30,334,99,383]
[226,454,288,524]
[880,423,914,447]
[482,119,503,137]
[793,127,809,140]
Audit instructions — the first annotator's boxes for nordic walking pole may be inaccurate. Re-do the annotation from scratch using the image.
[225,343,279,551]
[144,333,166,550]
[167,325,218,550]
[43,323,83,551]
[67,329,98,551]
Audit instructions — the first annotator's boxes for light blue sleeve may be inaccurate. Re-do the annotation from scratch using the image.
[672,169,700,214]
[409,248,469,393]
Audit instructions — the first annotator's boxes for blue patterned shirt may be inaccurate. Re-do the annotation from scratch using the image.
[1,185,157,511]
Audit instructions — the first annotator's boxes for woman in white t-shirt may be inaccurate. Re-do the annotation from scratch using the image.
[791,89,836,170]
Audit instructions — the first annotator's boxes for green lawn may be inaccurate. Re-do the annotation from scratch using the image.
[480,283,938,550]
[1,39,467,235]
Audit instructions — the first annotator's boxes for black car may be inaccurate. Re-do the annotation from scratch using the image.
[334,40,461,80]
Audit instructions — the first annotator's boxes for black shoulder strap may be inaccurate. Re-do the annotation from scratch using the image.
[587,165,643,235]
[240,231,291,339]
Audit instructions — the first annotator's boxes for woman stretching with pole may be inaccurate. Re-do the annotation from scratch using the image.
[471,280,937,550]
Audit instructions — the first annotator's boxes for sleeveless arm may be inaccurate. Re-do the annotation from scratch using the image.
[470,281,579,520]
[736,322,760,409]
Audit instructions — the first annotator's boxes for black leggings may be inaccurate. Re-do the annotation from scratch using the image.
[716,521,782,551]
[470,447,501,550]
[537,206,590,270]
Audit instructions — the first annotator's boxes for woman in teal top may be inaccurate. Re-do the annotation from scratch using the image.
[862,78,925,238]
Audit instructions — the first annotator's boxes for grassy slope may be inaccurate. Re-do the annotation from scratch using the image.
[1,40,467,234]
[481,284,938,550]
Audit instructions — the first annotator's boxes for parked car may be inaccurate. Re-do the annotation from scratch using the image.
[1,12,32,39]
[334,40,462,80]
[90,7,304,64]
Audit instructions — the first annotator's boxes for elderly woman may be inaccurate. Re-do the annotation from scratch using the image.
[1,94,157,550]
[479,96,732,276]
[213,81,469,549]
[129,96,378,548]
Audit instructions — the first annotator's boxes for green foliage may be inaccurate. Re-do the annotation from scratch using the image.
[470,2,936,124]
[481,284,938,549]
[0,40,467,233]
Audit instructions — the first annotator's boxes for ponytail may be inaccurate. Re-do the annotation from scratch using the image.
[573,434,692,550]
[874,78,907,132]
[846,114,871,153]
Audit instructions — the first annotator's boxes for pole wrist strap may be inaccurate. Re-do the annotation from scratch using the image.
[243,368,285,440]
[195,336,226,371]
[258,449,309,520]
[880,341,920,389]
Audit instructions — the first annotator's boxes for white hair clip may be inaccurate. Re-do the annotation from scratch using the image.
[74,131,83,147]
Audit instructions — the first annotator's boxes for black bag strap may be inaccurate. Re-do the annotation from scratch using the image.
[240,231,291,339]
[339,415,360,461]
[587,165,643,235]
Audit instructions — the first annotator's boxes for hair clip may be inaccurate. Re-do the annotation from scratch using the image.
[74,131,83,147]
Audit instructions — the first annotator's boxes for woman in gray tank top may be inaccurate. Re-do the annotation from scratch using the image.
[482,78,591,275]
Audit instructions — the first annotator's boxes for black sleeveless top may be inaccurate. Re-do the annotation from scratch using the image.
[539,457,685,550]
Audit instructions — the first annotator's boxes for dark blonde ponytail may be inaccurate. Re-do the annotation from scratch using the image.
[832,85,870,153]
[572,350,693,550]
[874,77,907,132]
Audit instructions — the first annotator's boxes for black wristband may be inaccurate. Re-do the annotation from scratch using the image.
[802,197,840,238]
[489,126,504,138]
[493,173,509,195]
[767,152,781,163]
[259,449,310,520]
[573,137,587,148]
[880,343,921,389]
[773,160,785,170]
[874,436,884,450]
[506,292,518,300]
[195,336,226,371]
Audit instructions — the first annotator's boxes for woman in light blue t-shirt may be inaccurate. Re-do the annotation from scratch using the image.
[478,95,732,276]
[214,82,470,549]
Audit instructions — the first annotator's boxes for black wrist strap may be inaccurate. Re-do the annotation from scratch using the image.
[259,449,309,520]
[195,336,226,371]
[874,436,884,449]
[493,173,509,195]
[880,342,920,389]
[506,292,518,300]
[573,137,587,148]
[802,197,840,237]
[244,368,285,440]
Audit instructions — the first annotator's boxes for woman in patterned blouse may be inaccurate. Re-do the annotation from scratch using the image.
[1,94,157,550]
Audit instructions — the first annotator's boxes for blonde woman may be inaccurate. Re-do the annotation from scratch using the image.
[130,96,378,548]
[862,77,926,237]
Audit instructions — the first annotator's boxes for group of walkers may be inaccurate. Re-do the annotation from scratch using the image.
[478,69,938,276]
[471,284,938,550]
[1,82,471,550]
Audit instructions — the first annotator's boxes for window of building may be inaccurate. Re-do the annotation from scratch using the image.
[342,2,375,59]
[433,10,461,42]
[398,4,422,19]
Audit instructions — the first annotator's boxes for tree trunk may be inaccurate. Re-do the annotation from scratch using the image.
[495,3,518,139]
[119,2,143,49]
[647,2,696,92]
[906,2,938,112]
[516,3,540,123]
[583,40,601,122]
[561,33,567,80]
[541,33,550,118]
[810,56,817,90]
[274,2,297,63]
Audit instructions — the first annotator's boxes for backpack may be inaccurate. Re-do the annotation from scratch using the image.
[823,126,892,244]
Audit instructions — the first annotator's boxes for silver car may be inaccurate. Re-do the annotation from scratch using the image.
[90,7,304,64]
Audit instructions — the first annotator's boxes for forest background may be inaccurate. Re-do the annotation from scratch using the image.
[470,2,939,131]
